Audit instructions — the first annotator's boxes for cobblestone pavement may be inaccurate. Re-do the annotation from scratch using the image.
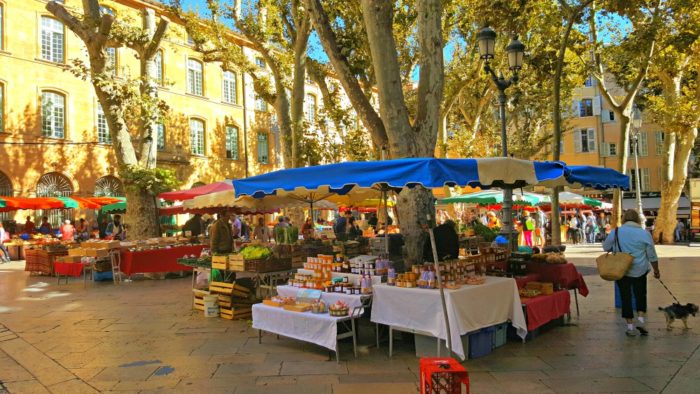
[0,244,698,393]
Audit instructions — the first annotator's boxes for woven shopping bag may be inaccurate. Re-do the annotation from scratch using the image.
[596,228,633,281]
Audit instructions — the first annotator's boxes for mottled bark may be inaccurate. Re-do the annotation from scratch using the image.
[289,14,311,168]
[305,0,389,150]
[124,188,160,239]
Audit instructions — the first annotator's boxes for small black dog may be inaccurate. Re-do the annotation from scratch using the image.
[658,303,699,330]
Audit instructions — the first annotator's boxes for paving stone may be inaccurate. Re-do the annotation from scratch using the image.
[540,377,655,393]
[0,338,78,387]
[2,379,51,394]
[213,361,283,378]
[280,360,348,376]
[90,364,160,381]
[236,383,333,394]
[332,382,418,394]
[46,378,99,393]
[480,356,554,371]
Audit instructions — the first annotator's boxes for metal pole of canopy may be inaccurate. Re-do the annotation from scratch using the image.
[427,215,453,355]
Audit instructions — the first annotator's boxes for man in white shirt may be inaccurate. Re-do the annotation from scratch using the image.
[231,214,242,239]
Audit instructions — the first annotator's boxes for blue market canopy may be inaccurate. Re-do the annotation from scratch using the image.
[564,165,631,190]
[232,158,629,199]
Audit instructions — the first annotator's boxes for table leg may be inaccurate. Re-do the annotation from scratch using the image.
[336,345,340,363]
[389,326,393,358]
[574,290,580,317]
[376,324,380,349]
[351,319,357,358]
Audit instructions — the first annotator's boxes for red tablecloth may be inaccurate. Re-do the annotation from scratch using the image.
[120,245,205,276]
[515,273,541,289]
[521,290,571,331]
[54,262,87,277]
[526,262,589,296]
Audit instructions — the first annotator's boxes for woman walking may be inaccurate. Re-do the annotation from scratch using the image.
[603,209,660,336]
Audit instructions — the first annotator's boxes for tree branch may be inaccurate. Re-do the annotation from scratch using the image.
[46,1,90,42]
[144,17,170,60]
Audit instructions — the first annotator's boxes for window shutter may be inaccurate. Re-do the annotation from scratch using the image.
[592,96,601,116]
[639,131,648,156]
[601,110,610,123]
[587,128,596,152]
[573,130,582,153]
[572,100,579,117]
[641,168,650,191]
[600,142,609,157]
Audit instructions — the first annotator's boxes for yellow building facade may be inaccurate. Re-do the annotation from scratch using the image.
[556,79,664,194]
[0,0,279,223]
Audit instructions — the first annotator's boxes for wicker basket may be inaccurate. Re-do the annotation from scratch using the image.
[329,308,349,317]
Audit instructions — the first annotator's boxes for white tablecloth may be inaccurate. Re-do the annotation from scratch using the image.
[296,269,382,286]
[371,276,527,360]
[276,285,369,311]
[252,303,348,351]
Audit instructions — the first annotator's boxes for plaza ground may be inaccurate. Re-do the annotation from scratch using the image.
[0,244,699,393]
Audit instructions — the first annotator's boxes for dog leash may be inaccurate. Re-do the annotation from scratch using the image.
[657,278,681,304]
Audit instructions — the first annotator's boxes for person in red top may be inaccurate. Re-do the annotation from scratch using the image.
[60,220,75,241]
[24,216,36,234]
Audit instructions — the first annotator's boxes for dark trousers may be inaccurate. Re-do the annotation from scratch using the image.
[616,273,648,319]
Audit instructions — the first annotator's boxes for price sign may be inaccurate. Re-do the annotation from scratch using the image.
[296,289,322,304]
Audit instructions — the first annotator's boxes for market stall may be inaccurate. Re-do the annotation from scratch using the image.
[121,244,205,276]
[372,276,526,360]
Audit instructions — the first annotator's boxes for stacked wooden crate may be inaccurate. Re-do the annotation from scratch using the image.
[209,281,253,320]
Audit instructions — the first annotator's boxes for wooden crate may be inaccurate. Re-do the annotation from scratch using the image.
[219,306,252,320]
[209,282,251,298]
[193,289,209,311]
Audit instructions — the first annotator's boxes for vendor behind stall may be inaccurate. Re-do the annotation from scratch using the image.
[423,220,459,262]
[38,216,52,235]
[183,214,204,237]
[301,217,314,239]
[253,217,271,242]
[210,211,233,254]
[24,216,36,234]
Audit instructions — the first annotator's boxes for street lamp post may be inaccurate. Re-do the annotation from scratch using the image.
[631,110,646,228]
[477,27,525,250]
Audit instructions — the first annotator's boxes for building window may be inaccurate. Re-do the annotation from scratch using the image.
[187,33,194,45]
[105,47,117,73]
[154,50,164,85]
[189,118,204,155]
[574,128,596,153]
[255,94,267,111]
[584,76,593,87]
[608,143,617,156]
[304,94,317,123]
[36,172,72,228]
[655,131,664,155]
[41,91,65,138]
[631,131,648,156]
[255,57,265,69]
[579,99,593,117]
[629,168,650,192]
[97,104,110,144]
[225,125,239,159]
[608,111,615,121]
[156,123,165,151]
[222,71,237,104]
[257,132,268,164]
[41,17,64,63]
[187,59,203,96]
[94,175,124,197]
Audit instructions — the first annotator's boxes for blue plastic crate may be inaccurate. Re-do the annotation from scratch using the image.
[493,323,508,348]
[93,271,114,282]
[469,327,494,359]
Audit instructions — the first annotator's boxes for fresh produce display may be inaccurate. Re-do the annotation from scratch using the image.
[311,300,327,314]
[239,245,272,260]
[274,226,299,244]
[329,300,349,317]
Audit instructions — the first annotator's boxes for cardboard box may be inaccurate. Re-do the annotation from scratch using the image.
[525,281,554,295]
[84,248,110,258]
[60,255,83,263]
[68,248,85,257]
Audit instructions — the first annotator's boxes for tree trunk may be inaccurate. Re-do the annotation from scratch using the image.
[138,8,159,169]
[290,18,311,168]
[654,128,697,243]
[123,188,160,240]
[274,91,294,169]
[396,187,435,264]
[305,0,389,150]
[360,0,414,156]
[612,113,632,226]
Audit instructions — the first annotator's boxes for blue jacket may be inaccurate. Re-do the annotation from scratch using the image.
[603,222,658,278]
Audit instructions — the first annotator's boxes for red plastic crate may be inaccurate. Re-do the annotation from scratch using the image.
[419,357,469,394]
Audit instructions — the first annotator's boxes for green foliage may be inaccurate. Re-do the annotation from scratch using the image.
[120,165,180,196]
[471,220,499,242]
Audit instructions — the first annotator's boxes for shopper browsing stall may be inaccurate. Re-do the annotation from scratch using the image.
[60,220,75,241]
